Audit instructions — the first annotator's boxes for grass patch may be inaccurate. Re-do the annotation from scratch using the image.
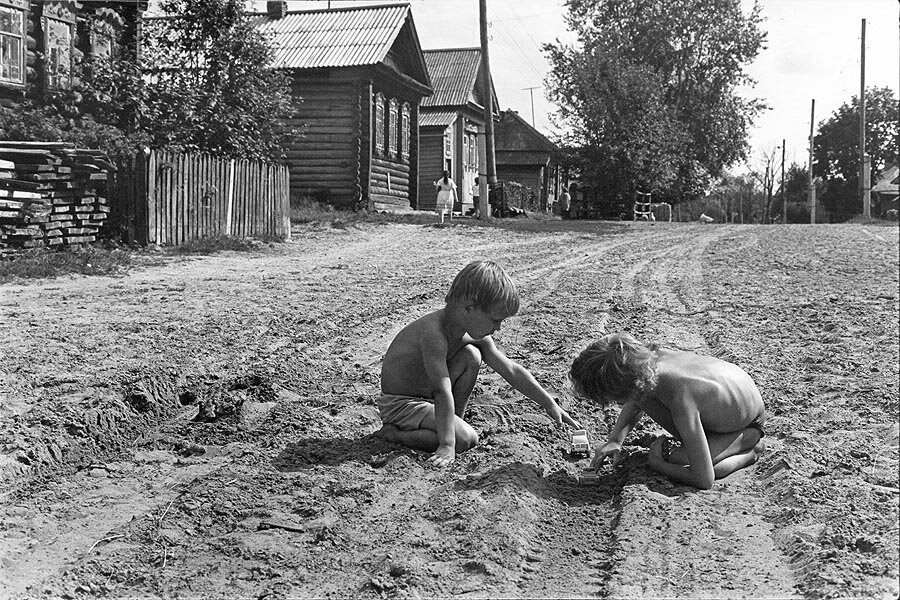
[0,243,135,283]
[171,235,264,254]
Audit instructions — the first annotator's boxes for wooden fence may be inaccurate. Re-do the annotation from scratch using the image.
[111,149,291,246]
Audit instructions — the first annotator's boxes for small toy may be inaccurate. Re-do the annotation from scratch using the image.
[570,429,591,456]
[577,468,601,485]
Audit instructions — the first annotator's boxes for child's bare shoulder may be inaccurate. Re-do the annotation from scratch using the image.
[398,309,446,340]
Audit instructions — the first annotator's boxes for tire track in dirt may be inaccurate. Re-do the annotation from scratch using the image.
[602,225,798,598]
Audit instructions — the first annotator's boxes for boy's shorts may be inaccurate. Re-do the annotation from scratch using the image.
[746,410,767,438]
[377,394,434,430]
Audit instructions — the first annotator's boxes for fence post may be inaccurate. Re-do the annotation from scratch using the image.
[225,159,236,236]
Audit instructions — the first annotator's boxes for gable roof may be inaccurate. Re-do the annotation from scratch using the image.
[421,47,499,113]
[250,3,429,86]
[872,164,899,195]
[423,48,480,106]
[495,109,558,154]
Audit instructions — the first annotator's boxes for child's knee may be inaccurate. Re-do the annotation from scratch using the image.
[459,344,482,369]
[457,427,479,451]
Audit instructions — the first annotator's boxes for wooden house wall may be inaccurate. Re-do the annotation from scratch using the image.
[278,76,362,210]
[1,1,141,107]
[368,87,419,212]
[498,165,543,200]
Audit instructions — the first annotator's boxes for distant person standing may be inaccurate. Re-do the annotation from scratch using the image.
[559,187,572,219]
[434,170,458,221]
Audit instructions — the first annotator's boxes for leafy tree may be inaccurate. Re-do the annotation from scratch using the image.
[813,86,898,221]
[1,0,294,161]
[141,0,295,159]
[544,0,766,205]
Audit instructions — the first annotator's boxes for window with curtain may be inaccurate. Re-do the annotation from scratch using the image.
[388,98,398,157]
[401,103,410,159]
[45,15,74,89]
[0,3,25,85]
[374,92,385,154]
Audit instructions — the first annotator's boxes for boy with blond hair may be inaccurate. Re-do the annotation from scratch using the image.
[569,332,766,489]
[377,260,580,467]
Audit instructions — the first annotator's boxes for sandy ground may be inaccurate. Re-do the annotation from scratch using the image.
[0,218,897,599]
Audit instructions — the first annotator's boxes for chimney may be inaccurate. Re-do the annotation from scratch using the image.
[266,1,288,19]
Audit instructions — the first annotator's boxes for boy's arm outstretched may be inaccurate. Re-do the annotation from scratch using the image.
[479,337,580,428]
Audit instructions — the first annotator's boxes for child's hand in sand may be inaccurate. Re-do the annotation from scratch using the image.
[591,441,623,470]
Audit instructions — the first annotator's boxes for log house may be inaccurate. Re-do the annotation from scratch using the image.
[0,0,144,108]
[494,109,562,213]
[251,2,432,211]
[418,48,498,214]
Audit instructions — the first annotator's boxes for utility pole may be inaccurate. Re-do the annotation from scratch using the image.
[781,140,786,224]
[860,18,870,218]
[479,0,497,220]
[523,86,539,127]
[809,99,816,224]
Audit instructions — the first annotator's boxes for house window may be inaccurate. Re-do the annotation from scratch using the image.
[374,92,385,154]
[0,3,25,85]
[401,103,410,159]
[388,98,398,157]
[89,20,116,61]
[45,16,74,89]
[469,133,478,169]
[443,129,452,159]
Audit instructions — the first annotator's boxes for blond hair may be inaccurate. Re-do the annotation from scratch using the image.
[569,332,658,405]
[445,260,519,315]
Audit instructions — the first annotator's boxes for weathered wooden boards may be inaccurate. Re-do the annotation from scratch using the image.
[0,141,112,251]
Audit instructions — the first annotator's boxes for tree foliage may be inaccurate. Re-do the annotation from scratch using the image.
[813,86,898,220]
[544,0,766,203]
[142,0,295,159]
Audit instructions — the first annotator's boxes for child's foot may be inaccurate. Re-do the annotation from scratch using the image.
[374,423,401,443]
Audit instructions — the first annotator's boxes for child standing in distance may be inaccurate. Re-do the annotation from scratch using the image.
[377,261,580,467]
[569,333,766,490]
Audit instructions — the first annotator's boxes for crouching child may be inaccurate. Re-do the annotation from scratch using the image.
[569,333,766,489]
[377,260,580,467]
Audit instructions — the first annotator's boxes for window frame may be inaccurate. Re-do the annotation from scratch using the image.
[388,98,398,157]
[0,1,26,87]
[400,103,410,160]
[374,91,385,155]
[44,13,75,90]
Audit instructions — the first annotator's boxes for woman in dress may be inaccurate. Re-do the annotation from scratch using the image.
[434,170,458,220]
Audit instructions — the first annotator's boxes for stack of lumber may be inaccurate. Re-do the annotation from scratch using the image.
[0,141,113,251]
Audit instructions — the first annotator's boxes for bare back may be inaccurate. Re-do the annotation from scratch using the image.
[647,349,764,433]
[381,309,476,398]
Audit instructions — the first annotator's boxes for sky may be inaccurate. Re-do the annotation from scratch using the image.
[254,0,899,174]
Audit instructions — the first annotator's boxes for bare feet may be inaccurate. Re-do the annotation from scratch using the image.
[374,423,400,443]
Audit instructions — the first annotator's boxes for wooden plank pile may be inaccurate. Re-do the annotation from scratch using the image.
[0,141,113,252]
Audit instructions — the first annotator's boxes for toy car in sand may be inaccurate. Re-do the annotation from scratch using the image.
[570,429,591,456]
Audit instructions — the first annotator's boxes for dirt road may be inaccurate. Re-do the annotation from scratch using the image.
[1,219,897,599]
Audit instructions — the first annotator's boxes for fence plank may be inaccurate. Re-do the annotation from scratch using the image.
[112,149,290,246]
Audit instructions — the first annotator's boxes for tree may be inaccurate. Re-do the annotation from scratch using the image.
[814,86,899,221]
[749,144,779,223]
[544,0,766,204]
[141,0,295,159]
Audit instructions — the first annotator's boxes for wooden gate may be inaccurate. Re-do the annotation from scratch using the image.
[111,150,291,245]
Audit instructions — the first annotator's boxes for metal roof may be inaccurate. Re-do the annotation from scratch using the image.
[422,48,481,107]
[250,4,411,70]
[419,110,457,128]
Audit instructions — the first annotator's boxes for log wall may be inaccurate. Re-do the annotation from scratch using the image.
[279,78,361,210]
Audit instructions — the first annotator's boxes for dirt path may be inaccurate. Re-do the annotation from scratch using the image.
[0,219,897,599]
